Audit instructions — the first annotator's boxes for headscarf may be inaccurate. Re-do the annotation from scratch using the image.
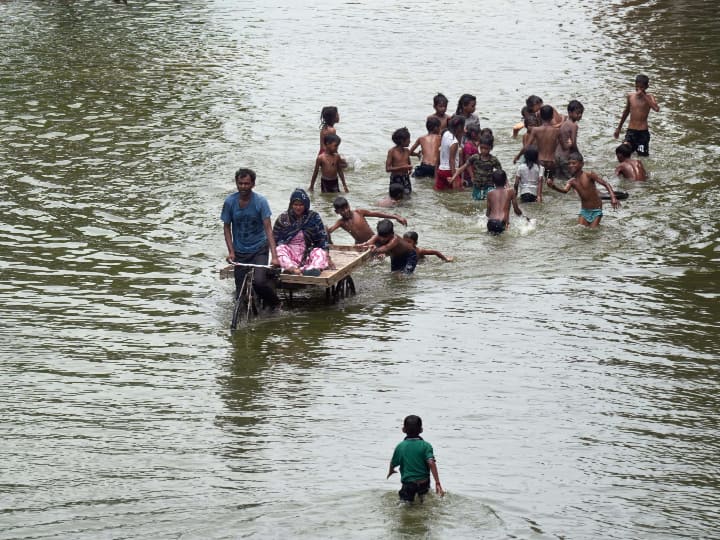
[272,188,329,250]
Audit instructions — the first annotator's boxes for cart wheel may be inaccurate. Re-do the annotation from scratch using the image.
[346,276,356,296]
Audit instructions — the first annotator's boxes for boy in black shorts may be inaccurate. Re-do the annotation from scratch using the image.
[614,74,660,156]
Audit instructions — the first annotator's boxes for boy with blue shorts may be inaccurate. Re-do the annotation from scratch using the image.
[546,152,620,228]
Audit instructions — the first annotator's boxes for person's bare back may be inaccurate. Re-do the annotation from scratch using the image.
[528,124,560,163]
[615,159,647,181]
[417,133,440,165]
[487,187,521,224]
[557,119,578,159]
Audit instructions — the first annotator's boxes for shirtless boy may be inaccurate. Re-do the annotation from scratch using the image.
[515,105,560,180]
[556,100,584,180]
[410,117,441,178]
[614,74,660,156]
[614,144,647,181]
[485,170,524,234]
[547,151,620,227]
[361,219,417,274]
[387,127,413,195]
[327,196,407,244]
[309,134,348,193]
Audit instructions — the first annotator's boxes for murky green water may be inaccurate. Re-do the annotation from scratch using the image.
[1,1,718,539]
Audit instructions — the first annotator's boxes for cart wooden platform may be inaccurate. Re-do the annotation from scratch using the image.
[220,245,372,304]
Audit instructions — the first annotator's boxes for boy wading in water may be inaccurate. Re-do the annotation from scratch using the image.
[387,415,444,502]
[361,219,417,274]
[547,152,620,228]
[327,196,407,244]
[614,74,660,156]
[486,170,525,234]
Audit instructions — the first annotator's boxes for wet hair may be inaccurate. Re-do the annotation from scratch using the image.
[455,93,476,115]
[568,151,584,162]
[377,218,394,237]
[392,127,411,146]
[567,100,584,114]
[403,231,419,243]
[522,106,540,128]
[523,145,540,169]
[466,124,480,140]
[324,133,341,146]
[333,196,349,210]
[447,114,465,134]
[491,169,508,187]
[479,133,494,149]
[234,167,256,183]
[526,95,543,109]
[539,105,554,121]
[426,116,441,132]
[388,183,405,200]
[320,106,338,128]
[635,74,650,88]
[403,415,423,438]
[433,93,448,107]
[615,143,633,158]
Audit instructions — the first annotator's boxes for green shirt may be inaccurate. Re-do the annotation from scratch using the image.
[468,153,502,189]
[390,438,435,483]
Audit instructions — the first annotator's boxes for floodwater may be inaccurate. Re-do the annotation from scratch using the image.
[1,1,718,538]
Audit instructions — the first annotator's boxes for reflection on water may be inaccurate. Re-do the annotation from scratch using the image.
[1,0,719,539]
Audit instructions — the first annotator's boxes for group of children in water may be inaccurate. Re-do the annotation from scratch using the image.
[383,75,660,503]
[309,73,659,267]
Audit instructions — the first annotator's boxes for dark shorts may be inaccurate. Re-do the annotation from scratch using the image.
[487,219,506,234]
[540,160,556,180]
[520,193,537,203]
[399,479,430,502]
[321,177,340,193]
[390,249,418,274]
[624,129,650,156]
[390,174,412,195]
[412,163,435,178]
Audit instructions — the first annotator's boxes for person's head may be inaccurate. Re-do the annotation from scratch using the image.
[567,100,584,121]
[402,415,423,437]
[388,183,405,201]
[433,93,448,115]
[426,116,441,134]
[376,218,395,243]
[402,231,418,247]
[478,133,494,156]
[523,145,539,168]
[320,106,339,127]
[333,196,352,218]
[288,188,310,217]
[635,74,650,91]
[392,127,411,147]
[491,169,508,187]
[234,167,256,193]
[526,95,543,113]
[466,124,480,142]
[447,114,465,136]
[324,133,341,153]
[615,143,633,162]
[456,93,476,116]
[539,104,554,122]
[568,151,584,175]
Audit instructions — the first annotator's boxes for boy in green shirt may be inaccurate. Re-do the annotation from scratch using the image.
[387,415,444,502]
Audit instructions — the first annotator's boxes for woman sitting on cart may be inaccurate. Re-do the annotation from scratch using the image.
[272,188,331,276]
